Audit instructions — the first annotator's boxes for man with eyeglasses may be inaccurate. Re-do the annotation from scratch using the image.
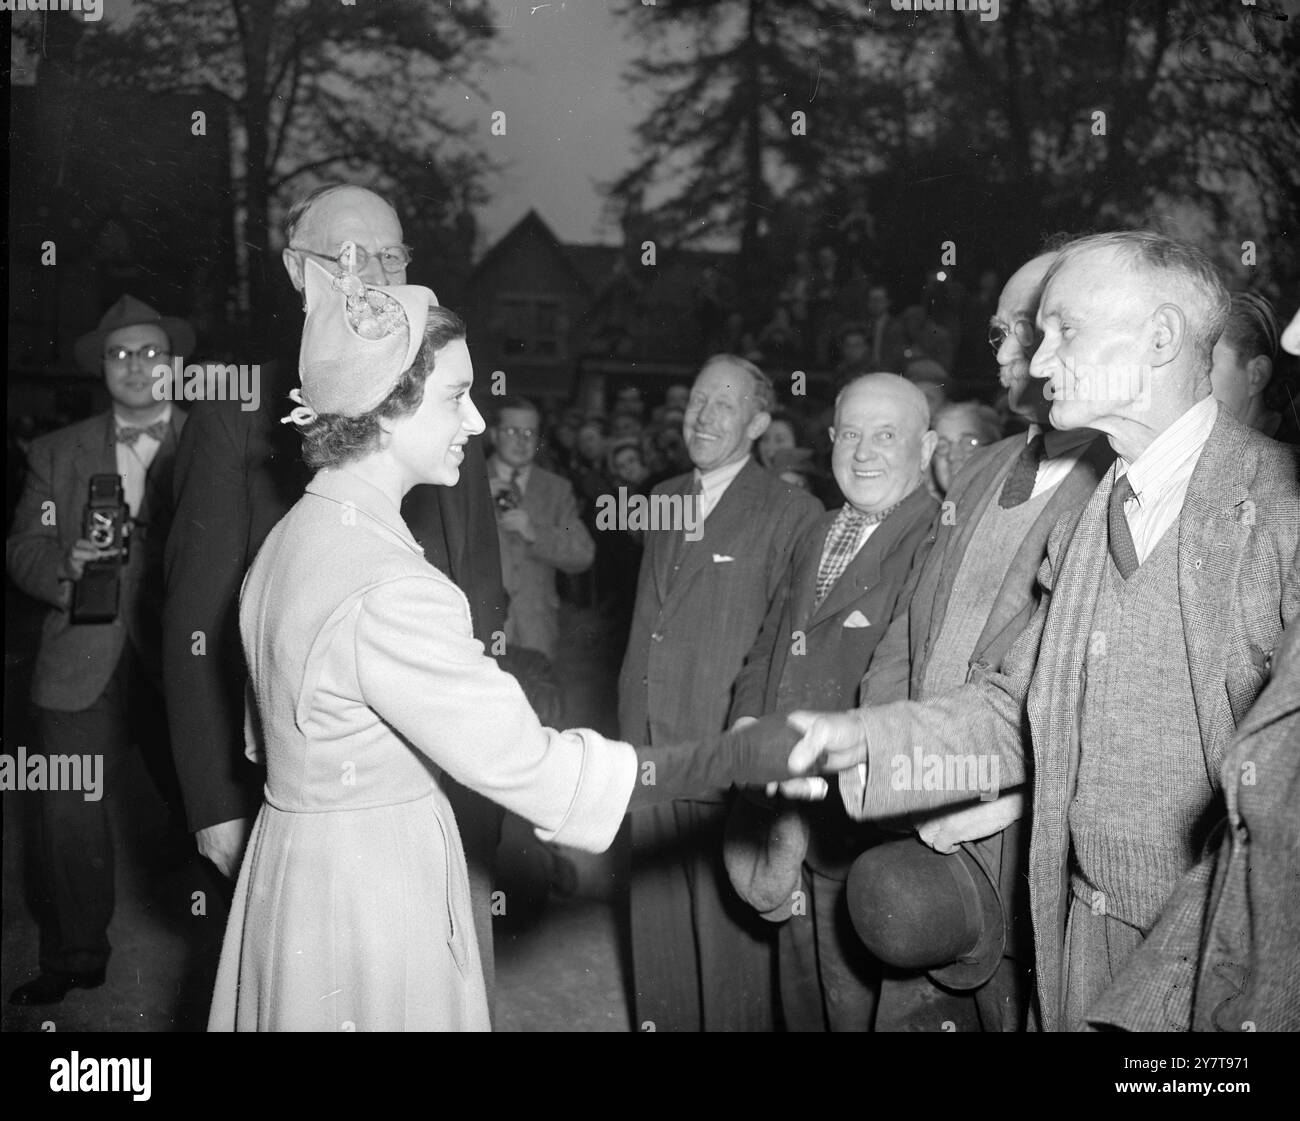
[7,296,192,1004]
[820,250,1112,1031]
[163,183,508,998]
[487,396,594,662]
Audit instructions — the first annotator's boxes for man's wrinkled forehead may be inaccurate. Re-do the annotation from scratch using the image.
[693,361,755,401]
[1037,247,1120,325]
[299,188,402,249]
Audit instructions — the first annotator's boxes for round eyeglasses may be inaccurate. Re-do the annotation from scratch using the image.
[988,320,1038,353]
[291,243,413,274]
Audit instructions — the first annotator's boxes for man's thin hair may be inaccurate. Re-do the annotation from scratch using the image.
[1044,230,1230,374]
[700,353,775,415]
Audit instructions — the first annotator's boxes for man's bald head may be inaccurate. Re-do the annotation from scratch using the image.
[831,373,937,515]
[994,251,1056,422]
[282,185,406,290]
[834,372,930,430]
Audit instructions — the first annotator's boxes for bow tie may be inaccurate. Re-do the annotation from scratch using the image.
[116,419,168,447]
[838,495,905,530]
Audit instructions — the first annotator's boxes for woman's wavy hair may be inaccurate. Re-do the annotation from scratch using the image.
[299,306,467,470]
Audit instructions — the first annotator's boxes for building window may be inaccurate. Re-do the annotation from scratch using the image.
[496,295,564,359]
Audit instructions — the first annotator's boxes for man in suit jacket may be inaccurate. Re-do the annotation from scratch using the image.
[163,184,508,991]
[785,231,1299,1031]
[845,253,1114,1032]
[487,396,594,661]
[726,373,939,1031]
[618,354,822,1031]
[7,297,190,1004]
[1088,300,1300,1033]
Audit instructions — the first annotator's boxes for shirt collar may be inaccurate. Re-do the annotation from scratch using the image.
[1027,421,1099,460]
[305,466,425,557]
[696,456,749,495]
[489,454,530,485]
[1119,395,1218,504]
[114,403,172,431]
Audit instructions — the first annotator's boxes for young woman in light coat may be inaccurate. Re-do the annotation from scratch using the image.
[208,257,799,1030]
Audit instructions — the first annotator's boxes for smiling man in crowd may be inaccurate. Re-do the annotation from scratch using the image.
[724,372,938,1031]
[619,353,822,1032]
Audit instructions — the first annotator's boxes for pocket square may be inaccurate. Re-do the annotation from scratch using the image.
[713,554,735,563]
[842,610,871,629]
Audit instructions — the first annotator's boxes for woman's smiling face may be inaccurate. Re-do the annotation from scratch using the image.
[387,337,484,487]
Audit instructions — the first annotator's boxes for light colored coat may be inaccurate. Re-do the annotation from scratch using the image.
[495,462,594,660]
[209,467,636,1031]
[847,409,1299,1030]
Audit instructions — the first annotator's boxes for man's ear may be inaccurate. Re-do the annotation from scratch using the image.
[1149,303,1186,368]
[1246,354,1274,396]
[919,428,939,471]
[747,411,772,441]
[283,248,306,296]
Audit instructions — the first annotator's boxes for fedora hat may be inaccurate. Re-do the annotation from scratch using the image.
[846,836,1005,991]
[74,295,197,375]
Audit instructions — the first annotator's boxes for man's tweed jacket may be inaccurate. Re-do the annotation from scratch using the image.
[1087,613,1300,1032]
[845,406,1299,1031]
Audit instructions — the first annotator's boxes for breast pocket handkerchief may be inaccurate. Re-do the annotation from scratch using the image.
[842,610,871,629]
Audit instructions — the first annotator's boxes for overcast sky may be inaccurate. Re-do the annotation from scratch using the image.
[451,0,646,249]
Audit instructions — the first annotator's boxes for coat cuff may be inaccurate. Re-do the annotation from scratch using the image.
[532,729,637,853]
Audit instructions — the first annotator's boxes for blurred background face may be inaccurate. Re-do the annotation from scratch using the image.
[611,413,643,440]
[683,361,768,472]
[840,332,869,366]
[757,417,797,467]
[612,446,646,486]
[831,378,933,514]
[576,423,605,464]
[867,287,889,319]
[493,405,541,469]
[1208,337,1258,419]
[103,323,170,413]
[1032,249,1150,431]
[665,385,690,411]
[932,406,994,493]
[289,187,406,288]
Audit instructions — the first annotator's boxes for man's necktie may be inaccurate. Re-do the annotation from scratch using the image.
[507,466,524,507]
[814,502,896,607]
[1108,473,1140,579]
[116,419,169,447]
[998,432,1046,508]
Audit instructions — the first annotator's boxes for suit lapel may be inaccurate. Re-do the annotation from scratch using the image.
[139,410,184,522]
[650,472,693,604]
[972,435,1113,663]
[1177,413,1251,781]
[789,513,833,631]
[809,487,932,628]
[663,460,762,607]
[930,440,1021,636]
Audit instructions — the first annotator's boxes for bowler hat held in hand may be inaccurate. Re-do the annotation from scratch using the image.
[846,836,1005,990]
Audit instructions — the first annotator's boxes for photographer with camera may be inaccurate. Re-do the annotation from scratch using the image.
[488,396,595,664]
[6,296,190,1006]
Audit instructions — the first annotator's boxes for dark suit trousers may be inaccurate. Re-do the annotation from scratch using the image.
[629,797,776,1031]
[778,865,879,1032]
[30,645,179,975]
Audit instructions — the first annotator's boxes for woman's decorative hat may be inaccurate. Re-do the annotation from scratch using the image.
[286,248,437,424]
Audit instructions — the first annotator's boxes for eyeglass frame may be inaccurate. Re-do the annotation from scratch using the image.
[988,319,1038,353]
[104,344,171,364]
[496,426,538,440]
[288,242,414,274]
